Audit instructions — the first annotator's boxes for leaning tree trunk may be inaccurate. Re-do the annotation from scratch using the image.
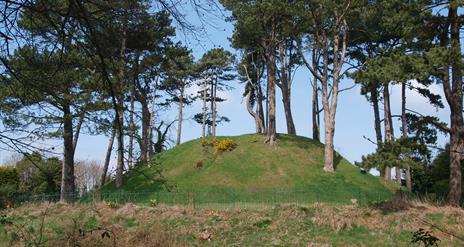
[176,81,185,146]
[244,63,264,134]
[100,123,116,188]
[312,74,320,142]
[246,88,262,133]
[72,109,85,154]
[370,85,384,177]
[61,103,76,203]
[383,84,394,180]
[279,42,296,135]
[401,82,412,190]
[281,81,296,135]
[256,78,265,133]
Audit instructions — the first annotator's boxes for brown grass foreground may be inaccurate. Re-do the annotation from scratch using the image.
[1,199,463,246]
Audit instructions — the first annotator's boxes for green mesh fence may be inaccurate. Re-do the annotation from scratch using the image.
[14,188,393,209]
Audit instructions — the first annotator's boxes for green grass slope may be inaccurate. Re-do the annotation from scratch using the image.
[100,134,392,205]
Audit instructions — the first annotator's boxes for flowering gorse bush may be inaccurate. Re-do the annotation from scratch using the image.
[202,138,237,154]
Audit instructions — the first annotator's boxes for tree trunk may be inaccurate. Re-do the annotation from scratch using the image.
[401,82,412,190]
[128,92,135,170]
[148,106,155,164]
[148,82,157,163]
[312,75,320,142]
[265,80,269,134]
[61,103,75,203]
[323,120,335,172]
[370,85,384,177]
[115,96,125,188]
[265,23,277,145]
[140,101,150,163]
[448,118,463,206]
[246,89,261,133]
[147,114,153,162]
[212,77,217,137]
[446,4,463,206]
[321,44,334,172]
[72,110,85,154]
[256,77,265,133]
[100,122,116,188]
[202,79,208,138]
[383,84,394,180]
[115,25,127,188]
[321,17,347,173]
[244,64,264,134]
[279,42,296,135]
[371,87,383,145]
[395,165,402,185]
[176,81,185,145]
[281,83,296,135]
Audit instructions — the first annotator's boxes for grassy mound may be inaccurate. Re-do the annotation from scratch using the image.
[99,134,393,205]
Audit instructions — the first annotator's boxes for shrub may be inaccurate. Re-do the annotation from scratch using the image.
[149,198,158,207]
[214,138,237,154]
[0,167,19,208]
[0,167,19,187]
[201,138,237,154]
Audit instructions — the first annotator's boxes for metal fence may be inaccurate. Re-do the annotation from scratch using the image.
[13,188,394,209]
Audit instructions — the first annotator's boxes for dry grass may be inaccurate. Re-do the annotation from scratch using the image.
[1,200,463,246]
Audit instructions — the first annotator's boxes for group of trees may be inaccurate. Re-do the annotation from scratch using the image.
[0,0,463,207]
[224,0,463,206]
[0,152,103,208]
[0,0,230,202]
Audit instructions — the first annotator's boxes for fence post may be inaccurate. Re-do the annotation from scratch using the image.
[192,191,195,209]
[358,188,361,205]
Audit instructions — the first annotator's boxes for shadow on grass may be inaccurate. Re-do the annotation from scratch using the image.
[334,153,343,170]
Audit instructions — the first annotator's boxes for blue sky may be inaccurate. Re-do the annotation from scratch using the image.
[0,4,451,171]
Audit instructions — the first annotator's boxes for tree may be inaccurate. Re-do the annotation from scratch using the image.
[15,152,62,195]
[222,0,293,144]
[349,0,438,183]
[237,50,266,134]
[428,145,464,199]
[295,0,356,172]
[0,0,231,193]
[197,48,235,137]
[100,120,116,188]
[160,44,196,145]
[0,166,19,208]
[357,137,429,187]
[127,10,175,165]
[423,2,464,206]
[0,18,98,202]
[75,160,102,194]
